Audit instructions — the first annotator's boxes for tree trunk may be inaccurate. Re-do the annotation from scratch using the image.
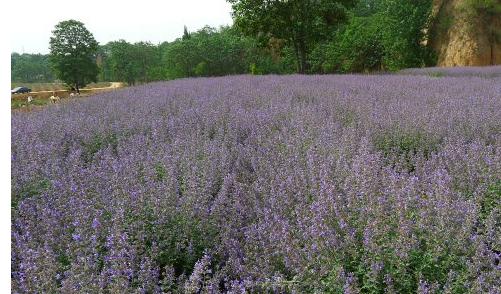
[297,39,308,74]
[292,39,301,73]
[491,42,494,65]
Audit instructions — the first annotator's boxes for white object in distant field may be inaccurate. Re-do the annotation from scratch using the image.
[27,96,33,103]
[49,95,60,103]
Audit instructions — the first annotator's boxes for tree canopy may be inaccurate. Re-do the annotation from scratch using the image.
[228,0,355,73]
[11,53,54,83]
[49,20,99,92]
[12,1,458,85]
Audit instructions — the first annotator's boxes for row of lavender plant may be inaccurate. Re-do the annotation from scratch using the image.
[12,74,501,293]
[399,65,501,78]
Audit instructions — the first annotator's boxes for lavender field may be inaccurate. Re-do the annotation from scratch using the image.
[399,66,501,78]
[11,73,501,293]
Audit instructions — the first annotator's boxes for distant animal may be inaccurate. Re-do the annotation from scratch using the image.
[49,92,61,103]
[27,96,33,103]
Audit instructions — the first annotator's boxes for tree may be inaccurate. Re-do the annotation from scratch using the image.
[228,0,354,73]
[378,0,434,70]
[134,42,162,83]
[107,40,140,86]
[49,20,99,93]
[11,53,54,82]
[330,15,386,72]
[182,25,191,40]
[312,0,433,73]
[97,44,113,82]
[163,25,262,79]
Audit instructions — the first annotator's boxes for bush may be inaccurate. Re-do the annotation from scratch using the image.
[320,0,434,73]
[374,130,440,171]
[334,15,385,73]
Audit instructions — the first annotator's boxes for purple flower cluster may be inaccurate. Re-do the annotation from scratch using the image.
[12,73,501,293]
[399,65,501,78]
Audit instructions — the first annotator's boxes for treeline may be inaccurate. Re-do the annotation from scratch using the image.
[97,25,296,85]
[11,53,54,83]
[97,0,435,84]
[12,0,439,85]
[310,0,436,72]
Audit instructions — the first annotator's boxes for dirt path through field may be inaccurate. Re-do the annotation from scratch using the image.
[12,82,126,112]
[26,82,124,94]
[87,82,123,90]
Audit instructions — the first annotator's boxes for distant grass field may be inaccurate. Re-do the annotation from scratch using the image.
[11,98,50,109]
[11,90,102,110]
[11,82,111,92]
[11,82,125,111]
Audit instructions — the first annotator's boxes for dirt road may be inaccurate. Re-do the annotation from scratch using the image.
[25,82,124,95]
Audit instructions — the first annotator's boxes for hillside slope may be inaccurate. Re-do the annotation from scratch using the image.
[429,0,501,66]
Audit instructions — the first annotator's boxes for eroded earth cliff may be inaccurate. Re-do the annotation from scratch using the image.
[429,0,501,66]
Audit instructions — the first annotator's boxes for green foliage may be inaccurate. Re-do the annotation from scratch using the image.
[81,133,118,163]
[49,20,99,92]
[11,53,54,83]
[154,163,167,182]
[124,203,218,278]
[248,50,295,75]
[194,61,208,77]
[479,181,501,222]
[375,131,438,157]
[11,98,50,109]
[436,14,455,32]
[228,0,355,73]
[333,14,386,72]
[462,0,501,15]
[12,0,439,85]
[12,178,51,209]
[106,40,139,85]
[155,214,217,275]
[98,39,164,85]
[378,0,435,70]
[318,227,468,293]
[182,25,191,40]
[316,0,434,73]
[429,71,445,78]
[249,63,258,75]
[135,41,164,83]
[374,130,439,171]
[163,26,266,79]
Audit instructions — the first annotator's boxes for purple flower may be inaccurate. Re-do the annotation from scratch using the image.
[72,234,82,242]
[11,72,501,292]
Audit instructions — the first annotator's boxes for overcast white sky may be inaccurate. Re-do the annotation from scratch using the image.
[9,0,234,54]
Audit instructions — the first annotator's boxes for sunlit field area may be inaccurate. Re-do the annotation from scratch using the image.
[11,70,501,293]
[11,82,111,92]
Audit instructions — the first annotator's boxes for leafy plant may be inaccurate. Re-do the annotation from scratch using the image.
[49,20,99,93]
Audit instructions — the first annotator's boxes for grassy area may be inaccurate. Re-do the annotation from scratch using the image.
[11,98,51,109]
[11,82,111,92]
[11,84,123,110]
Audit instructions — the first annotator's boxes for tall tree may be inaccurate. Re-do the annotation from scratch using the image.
[134,42,161,83]
[107,40,140,86]
[182,25,191,40]
[228,0,354,73]
[49,20,99,93]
